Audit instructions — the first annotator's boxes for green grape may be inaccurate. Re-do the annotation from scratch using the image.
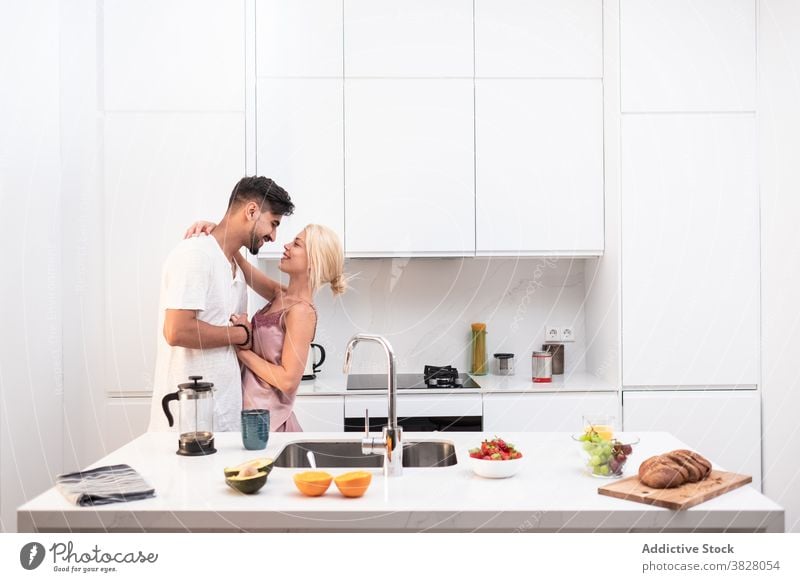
[590,455,602,467]
[583,442,593,452]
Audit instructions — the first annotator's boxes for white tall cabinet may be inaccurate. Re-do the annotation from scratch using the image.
[621,115,759,386]
[624,391,761,490]
[255,0,344,257]
[474,0,605,256]
[619,0,761,487]
[103,0,246,430]
[620,0,756,112]
[343,1,475,257]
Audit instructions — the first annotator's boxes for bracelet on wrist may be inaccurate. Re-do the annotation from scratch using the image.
[232,323,250,347]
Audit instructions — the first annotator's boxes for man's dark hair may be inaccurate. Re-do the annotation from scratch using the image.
[228,176,294,216]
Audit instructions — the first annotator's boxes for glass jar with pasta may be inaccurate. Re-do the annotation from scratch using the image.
[470,323,488,375]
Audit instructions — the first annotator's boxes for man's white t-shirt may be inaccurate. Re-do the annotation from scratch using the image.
[148,235,247,433]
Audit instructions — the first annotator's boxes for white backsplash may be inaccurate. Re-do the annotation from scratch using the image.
[255,257,588,377]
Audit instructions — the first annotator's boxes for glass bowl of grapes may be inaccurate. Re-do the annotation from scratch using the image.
[571,427,639,478]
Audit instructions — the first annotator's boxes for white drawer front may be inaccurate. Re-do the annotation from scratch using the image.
[345,394,483,418]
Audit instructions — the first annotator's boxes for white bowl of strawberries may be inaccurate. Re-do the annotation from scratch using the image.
[468,437,524,479]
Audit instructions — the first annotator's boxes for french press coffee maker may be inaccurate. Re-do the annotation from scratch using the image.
[161,375,217,456]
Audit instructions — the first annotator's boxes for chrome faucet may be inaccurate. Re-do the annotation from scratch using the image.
[343,333,403,477]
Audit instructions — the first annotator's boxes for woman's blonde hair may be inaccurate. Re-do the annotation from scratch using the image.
[304,224,347,296]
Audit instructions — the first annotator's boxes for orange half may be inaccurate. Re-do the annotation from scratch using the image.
[293,471,333,497]
[334,471,372,498]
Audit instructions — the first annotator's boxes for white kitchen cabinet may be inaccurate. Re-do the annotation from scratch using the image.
[104,113,245,393]
[256,0,343,77]
[475,80,604,255]
[256,79,344,257]
[621,115,759,386]
[344,395,483,419]
[294,395,345,432]
[104,0,245,111]
[623,390,761,490]
[620,0,756,112]
[345,79,475,256]
[483,393,618,432]
[344,0,473,78]
[475,0,603,78]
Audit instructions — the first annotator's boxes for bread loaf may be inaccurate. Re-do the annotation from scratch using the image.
[638,450,712,489]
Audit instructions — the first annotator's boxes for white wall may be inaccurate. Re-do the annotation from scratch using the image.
[256,257,590,377]
[0,0,63,532]
[759,0,800,533]
[58,0,248,472]
[584,0,621,388]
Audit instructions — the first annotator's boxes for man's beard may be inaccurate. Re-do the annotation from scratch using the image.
[247,223,261,255]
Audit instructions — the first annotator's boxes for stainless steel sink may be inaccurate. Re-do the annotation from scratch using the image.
[273,440,457,468]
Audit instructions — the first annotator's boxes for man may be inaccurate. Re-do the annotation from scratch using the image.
[148,176,294,432]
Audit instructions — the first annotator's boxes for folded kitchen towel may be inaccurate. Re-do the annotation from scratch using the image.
[56,464,155,506]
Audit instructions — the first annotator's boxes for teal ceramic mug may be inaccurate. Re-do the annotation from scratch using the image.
[241,409,270,450]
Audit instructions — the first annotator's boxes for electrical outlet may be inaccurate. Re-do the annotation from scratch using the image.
[545,326,561,342]
[561,326,575,342]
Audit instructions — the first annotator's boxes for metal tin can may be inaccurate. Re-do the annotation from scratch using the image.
[493,353,515,376]
[532,351,552,383]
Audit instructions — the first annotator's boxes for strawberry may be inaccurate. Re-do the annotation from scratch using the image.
[473,437,523,460]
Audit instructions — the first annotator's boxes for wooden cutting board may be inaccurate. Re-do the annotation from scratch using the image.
[597,470,752,510]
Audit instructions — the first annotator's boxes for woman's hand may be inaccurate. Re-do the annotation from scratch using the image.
[230,312,249,326]
[184,220,217,239]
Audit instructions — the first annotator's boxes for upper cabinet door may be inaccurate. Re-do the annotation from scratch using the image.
[475,0,603,78]
[345,79,474,256]
[344,0,473,77]
[475,79,604,255]
[256,79,344,257]
[621,115,759,386]
[620,0,756,112]
[256,0,343,77]
[104,0,245,111]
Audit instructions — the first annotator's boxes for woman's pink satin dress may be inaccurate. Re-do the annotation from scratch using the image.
[241,301,315,432]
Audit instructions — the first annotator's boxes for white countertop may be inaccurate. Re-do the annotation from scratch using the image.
[18,431,783,533]
[298,371,616,396]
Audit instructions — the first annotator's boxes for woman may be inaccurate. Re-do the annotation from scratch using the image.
[187,222,346,431]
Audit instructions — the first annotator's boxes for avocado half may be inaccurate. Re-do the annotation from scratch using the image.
[225,470,268,494]
[223,458,274,478]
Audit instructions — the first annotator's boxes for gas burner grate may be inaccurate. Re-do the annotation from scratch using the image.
[423,365,464,388]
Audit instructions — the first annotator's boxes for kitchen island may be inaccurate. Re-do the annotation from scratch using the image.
[18,432,783,533]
